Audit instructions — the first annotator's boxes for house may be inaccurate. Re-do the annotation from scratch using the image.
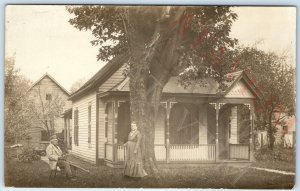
[26,73,71,148]
[62,108,73,150]
[68,55,262,167]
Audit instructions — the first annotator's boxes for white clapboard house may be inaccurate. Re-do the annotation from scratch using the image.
[68,55,262,167]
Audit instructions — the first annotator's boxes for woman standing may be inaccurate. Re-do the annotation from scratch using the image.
[124,122,147,178]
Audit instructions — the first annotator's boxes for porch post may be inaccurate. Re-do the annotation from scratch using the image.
[66,118,70,149]
[166,101,171,163]
[215,103,220,162]
[64,118,68,149]
[249,103,255,162]
[112,100,118,163]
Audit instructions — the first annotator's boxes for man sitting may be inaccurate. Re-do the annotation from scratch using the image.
[46,135,76,181]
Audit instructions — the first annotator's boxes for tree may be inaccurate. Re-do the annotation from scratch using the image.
[233,46,295,149]
[67,6,238,175]
[29,85,66,138]
[69,77,87,93]
[5,55,34,143]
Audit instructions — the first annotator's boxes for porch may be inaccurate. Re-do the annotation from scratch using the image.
[98,71,259,167]
[105,143,250,165]
[101,99,255,167]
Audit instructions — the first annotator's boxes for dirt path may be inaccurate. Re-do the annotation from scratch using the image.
[250,167,295,176]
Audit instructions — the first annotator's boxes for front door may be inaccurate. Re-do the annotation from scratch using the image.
[117,102,131,144]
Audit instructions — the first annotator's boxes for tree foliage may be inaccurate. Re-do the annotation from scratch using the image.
[5,56,34,143]
[234,46,295,149]
[69,77,87,93]
[67,6,238,80]
[67,6,239,175]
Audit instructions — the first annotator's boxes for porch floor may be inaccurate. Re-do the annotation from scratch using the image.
[104,159,252,168]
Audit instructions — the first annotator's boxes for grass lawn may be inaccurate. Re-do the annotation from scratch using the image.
[5,155,294,189]
[252,160,295,172]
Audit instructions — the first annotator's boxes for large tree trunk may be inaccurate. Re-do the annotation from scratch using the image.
[127,7,186,177]
[127,7,157,176]
[129,67,169,176]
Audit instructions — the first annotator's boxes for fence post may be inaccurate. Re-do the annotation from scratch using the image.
[113,144,117,163]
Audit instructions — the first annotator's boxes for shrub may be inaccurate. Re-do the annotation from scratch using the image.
[254,145,295,162]
[18,147,41,163]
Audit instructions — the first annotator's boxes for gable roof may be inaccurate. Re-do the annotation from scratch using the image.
[112,76,219,95]
[222,70,263,99]
[71,51,262,101]
[69,54,128,101]
[28,73,70,96]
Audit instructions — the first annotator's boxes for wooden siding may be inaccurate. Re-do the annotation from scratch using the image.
[28,75,71,133]
[154,108,165,144]
[97,99,106,159]
[98,64,126,92]
[229,106,238,144]
[72,92,97,163]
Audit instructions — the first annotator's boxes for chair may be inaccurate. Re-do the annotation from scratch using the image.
[49,163,66,180]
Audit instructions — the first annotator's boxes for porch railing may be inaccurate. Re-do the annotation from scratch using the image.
[170,144,215,161]
[229,144,250,160]
[105,143,215,162]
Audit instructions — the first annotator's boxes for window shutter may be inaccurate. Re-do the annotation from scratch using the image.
[88,104,91,144]
[74,109,79,146]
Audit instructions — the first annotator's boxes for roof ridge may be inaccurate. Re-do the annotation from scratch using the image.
[28,73,70,96]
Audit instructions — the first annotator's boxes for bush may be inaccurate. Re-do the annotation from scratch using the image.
[18,147,41,163]
[254,145,295,162]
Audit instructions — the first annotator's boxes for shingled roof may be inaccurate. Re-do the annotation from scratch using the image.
[70,52,262,101]
[106,70,262,99]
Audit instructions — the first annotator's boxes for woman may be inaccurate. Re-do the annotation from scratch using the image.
[124,122,147,178]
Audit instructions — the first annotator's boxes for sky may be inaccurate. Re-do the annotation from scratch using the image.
[5,5,296,91]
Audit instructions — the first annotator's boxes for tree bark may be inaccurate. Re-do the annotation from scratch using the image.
[127,7,186,177]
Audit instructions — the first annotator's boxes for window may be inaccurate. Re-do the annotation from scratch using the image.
[104,104,109,138]
[74,108,79,146]
[46,93,52,101]
[88,103,92,146]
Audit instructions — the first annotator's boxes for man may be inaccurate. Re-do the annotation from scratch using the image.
[46,135,76,181]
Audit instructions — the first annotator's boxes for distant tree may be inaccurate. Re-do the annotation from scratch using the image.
[29,85,66,138]
[5,56,34,143]
[234,46,295,149]
[67,6,238,175]
[69,77,87,93]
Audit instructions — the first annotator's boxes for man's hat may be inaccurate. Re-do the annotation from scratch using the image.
[49,135,58,141]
